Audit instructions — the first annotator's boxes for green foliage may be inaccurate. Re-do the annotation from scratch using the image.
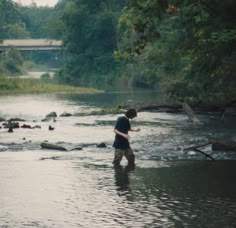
[171,0,236,102]
[0,77,20,90]
[22,50,63,69]
[117,0,236,102]
[0,0,235,104]
[0,48,24,75]
[3,23,30,38]
[117,0,168,58]
[59,0,125,84]
[40,72,50,80]
[0,77,102,94]
[19,4,63,38]
[0,0,25,40]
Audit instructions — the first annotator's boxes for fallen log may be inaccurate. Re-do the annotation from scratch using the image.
[183,142,211,151]
[220,99,236,121]
[119,102,182,113]
[178,101,201,123]
[211,140,236,151]
[184,142,214,160]
[40,142,68,151]
[40,142,83,151]
[192,148,215,160]
[119,100,236,114]
[184,140,236,160]
[40,156,61,160]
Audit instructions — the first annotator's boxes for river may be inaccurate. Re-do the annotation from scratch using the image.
[0,91,236,227]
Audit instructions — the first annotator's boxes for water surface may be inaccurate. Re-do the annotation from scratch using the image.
[0,92,235,227]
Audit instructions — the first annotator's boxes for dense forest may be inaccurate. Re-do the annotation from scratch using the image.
[0,0,235,103]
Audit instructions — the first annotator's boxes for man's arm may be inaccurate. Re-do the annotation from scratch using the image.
[113,129,130,139]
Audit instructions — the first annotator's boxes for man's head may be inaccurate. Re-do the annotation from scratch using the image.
[125,108,137,119]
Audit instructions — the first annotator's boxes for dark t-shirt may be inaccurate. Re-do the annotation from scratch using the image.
[113,116,131,149]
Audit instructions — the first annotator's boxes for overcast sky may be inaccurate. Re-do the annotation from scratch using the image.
[13,0,58,7]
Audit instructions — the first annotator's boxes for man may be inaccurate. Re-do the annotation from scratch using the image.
[112,108,140,166]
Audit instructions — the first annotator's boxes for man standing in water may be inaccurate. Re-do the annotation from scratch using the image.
[112,108,140,166]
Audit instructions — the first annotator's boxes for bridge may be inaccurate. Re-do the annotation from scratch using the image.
[0,39,62,51]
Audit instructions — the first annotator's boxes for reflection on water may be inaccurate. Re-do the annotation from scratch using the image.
[57,89,165,108]
[0,93,236,227]
[114,165,135,192]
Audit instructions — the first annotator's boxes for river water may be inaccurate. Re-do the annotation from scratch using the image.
[0,92,236,227]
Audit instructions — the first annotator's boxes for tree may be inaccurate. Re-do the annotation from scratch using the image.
[0,47,24,75]
[3,23,30,38]
[0,0,27,40]
[59,0,126,84]
[117,0,236,102]
[19,4,61,38]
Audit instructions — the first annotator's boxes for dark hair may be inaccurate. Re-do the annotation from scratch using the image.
[125,108,137,119]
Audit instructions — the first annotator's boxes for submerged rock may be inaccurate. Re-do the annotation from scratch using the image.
[4,122,20,129]
[8,118,25,122]
[60,112,72,117]
[40,156,61,160]
[45,112,57,118]
[97,142,107,148]
[70,146,83,151]
[0,117,6,122]
[21,124,32,129]
[32,125,41,129]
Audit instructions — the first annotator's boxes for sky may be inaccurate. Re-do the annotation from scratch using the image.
[13,0,58,7]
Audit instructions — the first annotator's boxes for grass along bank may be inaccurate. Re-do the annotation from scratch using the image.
[0,77,103,95]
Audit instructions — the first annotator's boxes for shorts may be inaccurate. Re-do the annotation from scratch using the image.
[112,148,135,165]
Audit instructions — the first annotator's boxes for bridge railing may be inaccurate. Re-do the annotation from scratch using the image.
[0,39,62,51]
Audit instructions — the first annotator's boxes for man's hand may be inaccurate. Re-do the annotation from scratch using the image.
[124,134,130,139]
